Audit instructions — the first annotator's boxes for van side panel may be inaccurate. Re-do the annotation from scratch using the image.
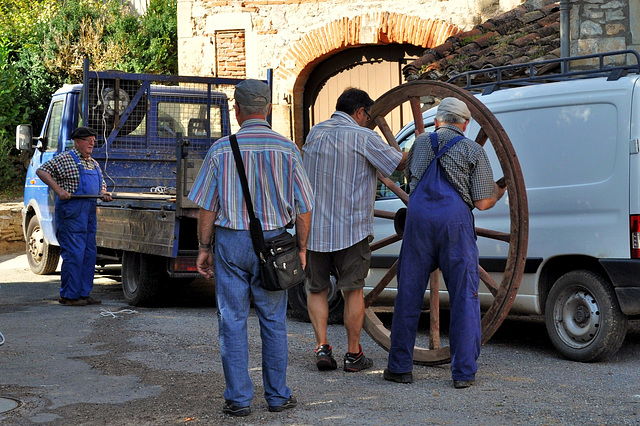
[474,84,632,261]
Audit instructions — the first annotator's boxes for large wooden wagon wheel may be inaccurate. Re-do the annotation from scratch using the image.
[363,80,528,365]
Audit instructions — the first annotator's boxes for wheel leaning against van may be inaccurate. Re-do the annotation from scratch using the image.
[545,270,628,362]
[26,215,60,275]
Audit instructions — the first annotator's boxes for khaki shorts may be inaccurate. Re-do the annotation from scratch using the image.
[306,238,372,293]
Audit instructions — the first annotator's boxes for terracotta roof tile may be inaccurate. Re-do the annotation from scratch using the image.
[405,2,561,84]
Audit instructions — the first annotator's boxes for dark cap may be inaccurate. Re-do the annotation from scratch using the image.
[70,126,97,139]
[234,79,271,106]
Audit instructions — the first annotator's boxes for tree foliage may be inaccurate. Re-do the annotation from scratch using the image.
[0,0,178,196]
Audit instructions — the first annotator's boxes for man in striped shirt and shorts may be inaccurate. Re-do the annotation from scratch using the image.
[303,88,407,372]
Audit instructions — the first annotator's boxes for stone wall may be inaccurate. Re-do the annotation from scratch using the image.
[0,203,24,253]
[572,0,633,64]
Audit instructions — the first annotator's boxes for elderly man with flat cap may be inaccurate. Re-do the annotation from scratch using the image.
[189,79,314,417]
[384,97,505,388]
[36,126,112,306]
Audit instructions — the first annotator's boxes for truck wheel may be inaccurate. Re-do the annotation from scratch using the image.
[122,251,164,306]
[26,215,60,275]
[288,276,344,324]
[545,270,628,362]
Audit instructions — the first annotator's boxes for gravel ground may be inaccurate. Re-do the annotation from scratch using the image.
[1,252,640,425]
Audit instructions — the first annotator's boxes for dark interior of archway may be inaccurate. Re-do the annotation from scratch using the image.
[303,44,424,141]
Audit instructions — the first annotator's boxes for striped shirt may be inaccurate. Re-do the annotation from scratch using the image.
[406,125,495,208]
[188,119,314,230]
[303,111,403,252]
[38,148,107,194]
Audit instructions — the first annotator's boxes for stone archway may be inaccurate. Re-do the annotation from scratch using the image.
[275,12,461,144]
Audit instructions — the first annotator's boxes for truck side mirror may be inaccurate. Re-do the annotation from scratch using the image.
[16,125,34,151]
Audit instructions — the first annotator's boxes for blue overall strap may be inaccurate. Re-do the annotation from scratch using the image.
[429,132,465,159]
[69,150,103,195]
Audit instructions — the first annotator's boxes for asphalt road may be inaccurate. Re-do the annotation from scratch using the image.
[1,250,640,425]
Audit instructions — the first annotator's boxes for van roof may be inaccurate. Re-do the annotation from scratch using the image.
[448,50,640,95]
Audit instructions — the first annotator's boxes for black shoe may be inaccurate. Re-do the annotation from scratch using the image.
[343,345,373,372]
[268,395,297,412]
[80,296,102,305]
[453,379,475,389]
[222,401,251,417]
[383,368,413,383]
[58,297,88,306]
[315,344,337,371]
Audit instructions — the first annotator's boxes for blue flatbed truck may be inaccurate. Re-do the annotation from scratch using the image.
[16,60,270,305]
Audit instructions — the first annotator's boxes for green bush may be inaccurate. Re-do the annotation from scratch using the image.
[0,39,32,194]
[0,0,178,197]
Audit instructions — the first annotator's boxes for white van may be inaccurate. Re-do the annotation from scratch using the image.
[289,50,640,362]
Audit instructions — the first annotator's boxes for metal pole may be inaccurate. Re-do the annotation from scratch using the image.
[560,0,571,72]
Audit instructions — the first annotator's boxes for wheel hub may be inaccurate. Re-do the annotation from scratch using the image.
[559,291,599,345]
[28,228,45,262]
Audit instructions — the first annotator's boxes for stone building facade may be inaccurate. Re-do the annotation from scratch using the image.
[177,0,638,144]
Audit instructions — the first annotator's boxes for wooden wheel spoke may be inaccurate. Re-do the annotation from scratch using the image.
[429,271,440,350]
[479,265,499,297]
[374,209,396,220]
[476,227,510,242]
[373,116,401,151]
[369,233,401,251]
[377,171,409,204]
[364,262,397,308]
[410,96,425,136]
[475,127,488,147]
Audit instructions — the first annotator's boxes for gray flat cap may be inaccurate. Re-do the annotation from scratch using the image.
[234,79,271,106]
[437,97,471,120]
[70,126,97,139]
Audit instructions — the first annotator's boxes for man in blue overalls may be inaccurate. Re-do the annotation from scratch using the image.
[384,98,506,388]
[37,126,112,306]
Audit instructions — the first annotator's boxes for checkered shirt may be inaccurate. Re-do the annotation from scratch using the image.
[38,148,107,194]
[406,125,495,209]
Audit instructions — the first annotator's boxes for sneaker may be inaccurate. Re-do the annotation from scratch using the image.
[343,345,373,372]
[315,344,337,371]
[222,401,251,417]
[58,297,88,306]
[268,395,297,412]
[383,368,413,383]
[80,296,102,305]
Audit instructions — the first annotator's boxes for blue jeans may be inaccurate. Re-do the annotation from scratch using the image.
[214,226,292,407]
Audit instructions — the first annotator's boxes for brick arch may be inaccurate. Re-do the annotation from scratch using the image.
[275,13,462,144]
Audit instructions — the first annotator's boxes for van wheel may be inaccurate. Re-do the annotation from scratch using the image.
[122,252,164,306]
[288,276,344,324]
[26,215,60,275]
[545,270,627,362]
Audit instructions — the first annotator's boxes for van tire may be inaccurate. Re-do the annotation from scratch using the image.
[122,251,164,306]
[288,277,344,324]
[26,215,60,275]
[545,270,627,362]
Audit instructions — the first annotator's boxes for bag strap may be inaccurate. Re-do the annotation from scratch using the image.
[229,134,268,257]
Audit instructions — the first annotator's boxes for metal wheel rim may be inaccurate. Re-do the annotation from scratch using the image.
[28,226,45,264]
[553,286,600,349]
[362,80,529,365]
